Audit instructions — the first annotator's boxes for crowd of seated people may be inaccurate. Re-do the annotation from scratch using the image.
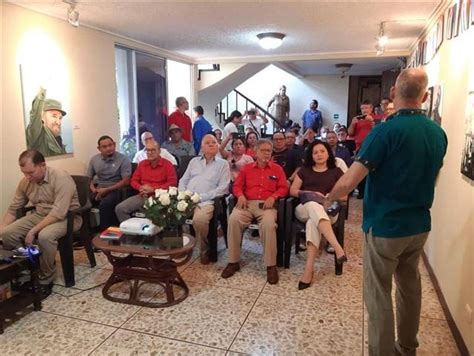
[2,93,393,293]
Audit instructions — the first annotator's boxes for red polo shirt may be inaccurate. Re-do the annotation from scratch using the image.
[233,161,288,200]
[352,119,374,150]
[168,110,192,142]
[131,158,177,192]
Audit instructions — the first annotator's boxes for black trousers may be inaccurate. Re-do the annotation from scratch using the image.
[91,190,122,230]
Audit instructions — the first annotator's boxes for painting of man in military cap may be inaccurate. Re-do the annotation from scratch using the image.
[24,87,72,157]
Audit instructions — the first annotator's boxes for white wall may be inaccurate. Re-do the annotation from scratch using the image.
[1,4,191,215]
[421,24,474,353]
[236,65,349,130]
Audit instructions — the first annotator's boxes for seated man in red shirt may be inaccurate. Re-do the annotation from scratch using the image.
[115,140,177,222]
[221,139,288,284]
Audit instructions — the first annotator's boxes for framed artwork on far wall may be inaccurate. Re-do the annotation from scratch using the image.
[453,1,460,37]
[436,14,444,50]
[460,91,474,180]
[460,0,471,32]
[471,0,474,24]
[422,86,434,117]
[446,5,454,39]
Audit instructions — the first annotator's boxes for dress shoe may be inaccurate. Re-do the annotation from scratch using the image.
[266,266,279,284]
[221,263,240,279]
[298,271,313,290]
[38,283,53,301]
[298,281,311,290]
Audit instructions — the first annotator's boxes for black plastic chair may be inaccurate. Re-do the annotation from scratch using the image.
[17,175,97,287]
[227,195,286,267]
[284,197,346,275]
[177,155,195,179]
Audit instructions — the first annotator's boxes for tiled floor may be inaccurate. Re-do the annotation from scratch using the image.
[0,199,459,355]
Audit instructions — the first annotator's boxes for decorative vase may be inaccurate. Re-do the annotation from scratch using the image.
[159,225,184,248]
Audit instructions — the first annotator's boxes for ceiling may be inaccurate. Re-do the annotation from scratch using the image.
[9,0,442,75]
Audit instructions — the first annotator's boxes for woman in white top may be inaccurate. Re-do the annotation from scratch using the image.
[222,110,243,142]
[242,108,268,138]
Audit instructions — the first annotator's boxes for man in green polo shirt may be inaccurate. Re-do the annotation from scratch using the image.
[326,68,447,355]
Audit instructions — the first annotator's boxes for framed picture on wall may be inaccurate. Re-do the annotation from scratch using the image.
[422,86,434,117]
[430,85,443,125]
[460,91,474,180]
[471,0,474,24]
[453,2,460,37]
[460,0,471,31]
[446,5,454,39]
[436,14,444,50]
[20,65,73,157]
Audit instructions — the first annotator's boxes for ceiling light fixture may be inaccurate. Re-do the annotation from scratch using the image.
[257,32,285,50]
[375,22,388,56]
[63,0,79,27]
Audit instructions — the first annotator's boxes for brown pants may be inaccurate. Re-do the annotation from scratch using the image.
[1,212,82,285]
[364,230,428,356]
[192,204,214,254]
[227,200,277,266]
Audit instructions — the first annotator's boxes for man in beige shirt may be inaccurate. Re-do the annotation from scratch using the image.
[0,150,81,295]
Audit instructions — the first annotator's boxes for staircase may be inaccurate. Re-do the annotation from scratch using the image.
[215,89,278,135]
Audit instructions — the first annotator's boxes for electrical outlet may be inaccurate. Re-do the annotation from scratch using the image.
[466,304,472,324]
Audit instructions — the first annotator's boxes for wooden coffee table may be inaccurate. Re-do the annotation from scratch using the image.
[92,233,195,308]
[0,251,42,334]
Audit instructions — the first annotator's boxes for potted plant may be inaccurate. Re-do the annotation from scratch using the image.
[144,187,200,241]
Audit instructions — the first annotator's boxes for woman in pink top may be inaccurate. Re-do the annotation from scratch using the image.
[219,135,254,184]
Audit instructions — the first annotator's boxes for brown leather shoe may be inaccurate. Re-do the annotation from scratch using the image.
[267,266,279,284]
[221,263,240,279]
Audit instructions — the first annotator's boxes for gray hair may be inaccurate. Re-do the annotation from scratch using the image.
[395,68,428,101]
[255,139,273,150]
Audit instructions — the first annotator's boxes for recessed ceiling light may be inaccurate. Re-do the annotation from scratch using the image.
[257,32,285,50]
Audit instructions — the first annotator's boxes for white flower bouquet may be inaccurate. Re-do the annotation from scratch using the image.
[143,187,200,229]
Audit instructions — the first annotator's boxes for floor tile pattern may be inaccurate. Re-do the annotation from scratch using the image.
[0,198,460,355]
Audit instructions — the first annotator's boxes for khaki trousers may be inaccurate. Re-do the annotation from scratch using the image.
[192,205,214,253]
[1,212,82,284]
[227,200,277,266]
[364,230,428,356]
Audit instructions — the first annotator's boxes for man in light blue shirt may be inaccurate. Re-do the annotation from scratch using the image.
[302,99,323,133]
[179,134,231,264]
[192,105,213,154]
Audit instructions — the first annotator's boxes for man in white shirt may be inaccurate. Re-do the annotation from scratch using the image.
[133,131,177,166]
[242,108,268,137]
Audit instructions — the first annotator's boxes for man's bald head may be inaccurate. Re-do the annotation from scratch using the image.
[395,68,428,102]
[141,131,153,146]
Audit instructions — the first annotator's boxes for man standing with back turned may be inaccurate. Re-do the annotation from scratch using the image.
[325,68,447,355]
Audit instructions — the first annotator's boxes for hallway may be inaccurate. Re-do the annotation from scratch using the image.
[0,199,459,355]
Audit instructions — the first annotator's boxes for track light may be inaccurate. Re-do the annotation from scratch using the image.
[375,22,388,56]
[63,0,79,27]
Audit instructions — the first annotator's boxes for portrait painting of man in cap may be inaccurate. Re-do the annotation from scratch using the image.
[25,87,71,157]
